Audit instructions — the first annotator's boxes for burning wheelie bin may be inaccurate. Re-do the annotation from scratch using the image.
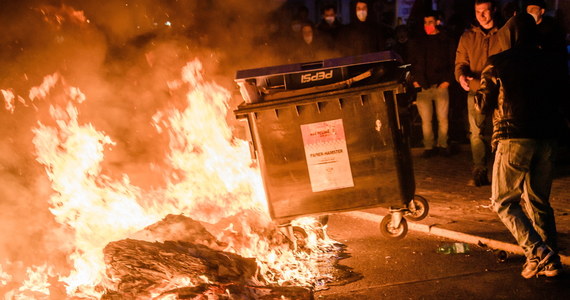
[233,51,428,240]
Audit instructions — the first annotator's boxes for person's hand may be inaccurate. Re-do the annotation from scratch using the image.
[459,75,473,91]
[439,82,450,89]
[413,81,421,88]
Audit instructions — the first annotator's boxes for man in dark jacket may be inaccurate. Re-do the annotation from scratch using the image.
[337,0,381,56]
[316,4,342,51]
[292,22,330,62]
[475,13,566,279]
[409,11,455,157]
[525,0,568,76]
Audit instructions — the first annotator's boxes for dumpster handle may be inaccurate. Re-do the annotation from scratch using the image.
[394,101,401,130]
[360,94,369,106]
[387,90,402,131]
[300,61,324,70]
[316,101,324,113]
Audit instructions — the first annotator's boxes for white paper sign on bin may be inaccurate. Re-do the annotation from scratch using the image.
[301,119,354,192]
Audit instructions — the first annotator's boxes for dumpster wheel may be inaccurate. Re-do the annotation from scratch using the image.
[405,194,429,221]
[379,214,408,240]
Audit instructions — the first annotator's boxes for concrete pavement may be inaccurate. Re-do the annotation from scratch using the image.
[347,144,570,267]
[316,213,570,300]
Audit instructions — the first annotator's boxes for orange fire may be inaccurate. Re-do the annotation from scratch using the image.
[1,59,331,298]
[1,89,15,113]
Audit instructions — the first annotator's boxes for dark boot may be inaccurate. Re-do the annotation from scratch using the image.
[470,167,490,187]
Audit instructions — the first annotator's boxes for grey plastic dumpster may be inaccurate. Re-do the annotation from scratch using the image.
[234,51,428,239]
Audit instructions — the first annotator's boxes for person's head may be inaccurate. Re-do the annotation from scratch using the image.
[355,0,368,22]
[475,0,496,29]
[423,11,441,35]
[322,5,337,25]
[291,19,303,33]
[395,25,409,43]
[297,5,309,21]
[501,1,517,21]
[526,0,546,24]
[504,12,539,49]
[301,23,314,44]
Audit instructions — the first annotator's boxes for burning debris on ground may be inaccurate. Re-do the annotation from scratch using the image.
[103,239,257,298]
[101,214,320,299]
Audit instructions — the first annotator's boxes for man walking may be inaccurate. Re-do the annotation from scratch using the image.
[455,0,503,186]
[409,11,455,158]
[475,13,567,278]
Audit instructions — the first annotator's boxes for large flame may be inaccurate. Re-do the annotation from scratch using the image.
[150,59,267,222]
[1,59,329,299]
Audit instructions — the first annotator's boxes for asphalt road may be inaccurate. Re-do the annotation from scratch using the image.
[314,213,570,300]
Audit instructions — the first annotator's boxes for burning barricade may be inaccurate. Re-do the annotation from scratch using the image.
[1,59,348,299]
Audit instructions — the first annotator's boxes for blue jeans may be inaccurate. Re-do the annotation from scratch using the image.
[467,93,487,169]
[415,85,449,149]
[491,139,558,258]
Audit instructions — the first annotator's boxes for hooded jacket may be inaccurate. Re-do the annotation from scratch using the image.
[338,19,380,56]
[475,14,567,150]
[454,24,502,92]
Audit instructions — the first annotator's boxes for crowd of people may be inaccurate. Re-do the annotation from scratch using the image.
[269,0,567,173]
[261,1,561,63]
[260,1,401,63]
[262,0,569,281]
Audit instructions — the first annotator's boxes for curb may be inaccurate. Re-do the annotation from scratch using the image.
[343,211,570,267]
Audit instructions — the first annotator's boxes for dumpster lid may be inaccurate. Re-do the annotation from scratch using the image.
[234,51,405,103]
[235,51,402,80]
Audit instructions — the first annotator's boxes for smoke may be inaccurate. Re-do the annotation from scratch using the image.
[0,0,294,289]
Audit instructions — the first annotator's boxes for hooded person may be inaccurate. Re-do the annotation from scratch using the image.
[524,0,568,76]
[337,0,381,56]
[475,12,568,279]
[292,22,330,62]
[316,4,342,50]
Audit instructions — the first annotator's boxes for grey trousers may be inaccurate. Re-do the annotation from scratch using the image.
[491,138,558,258]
